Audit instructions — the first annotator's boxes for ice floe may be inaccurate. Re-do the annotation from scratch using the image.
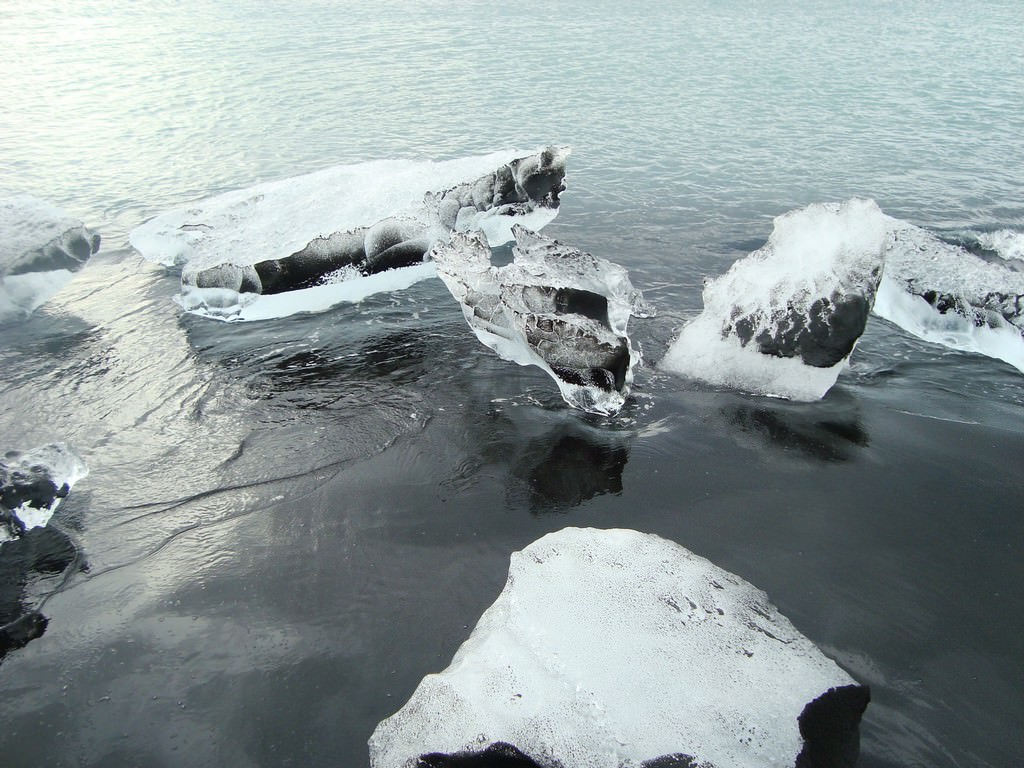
[0,196,101,321]
[1,444,88,544]
[979,229,1024,265]
[661,199,890,400]
[432,225,652,416]
[370,527,868,768]
[875,223,1024,372]
[130,148,568,321]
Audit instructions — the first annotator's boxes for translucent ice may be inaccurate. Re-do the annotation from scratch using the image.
[1,443,88,544]
[0,196,101,321]
[431,226,652,416]
[662,199,890,400]
[130,148,568,321]
[874,223,1024,372]
[369,527,868,768]
[965,228,1024,266]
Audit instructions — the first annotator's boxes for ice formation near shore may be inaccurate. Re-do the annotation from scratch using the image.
[0,196,101,321]
[1,444,88,544]
[370,527,868,768]
[431,226,652,415]
[130,148,568,321]
[875,224,1024,372]
[661,199,890,400]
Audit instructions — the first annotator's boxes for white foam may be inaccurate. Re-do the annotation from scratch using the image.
[370,527,858,768]
[1,443,88,543]
[661,199,891,399]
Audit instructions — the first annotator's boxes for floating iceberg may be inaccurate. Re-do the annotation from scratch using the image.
[0,196,101,322]
[661,199,890,400]
[432,226,652,415]
[978,228,1024,265]
[1,444,88,544]
[943,227,1024,268]
[874,223,1024,372]
[370,527,869,768]
[130,148,568,321]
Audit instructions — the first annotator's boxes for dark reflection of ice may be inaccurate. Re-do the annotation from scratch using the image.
[0,526,84,663]
[721,398,869,463]
[511,426,628,513]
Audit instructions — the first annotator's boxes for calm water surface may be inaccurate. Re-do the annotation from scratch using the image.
[1,2,1022,766]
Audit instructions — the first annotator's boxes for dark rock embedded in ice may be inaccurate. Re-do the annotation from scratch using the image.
[431,226,651,415]
[874,223,1024,372]
[181,147,568,297]
[1,444,88,542]
[728,290,874,368]
[370,528,869,768]
[795,684,871,768]
[662,198,890,400]
[427,146,566,231]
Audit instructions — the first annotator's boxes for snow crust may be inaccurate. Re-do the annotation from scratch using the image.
[1,443,88,543]
[0,196,100,321]
[662,199,890,400]
[432,226,652,415]
[875,223,1024,372]
[130,148,567,321]
[369,527,858,768]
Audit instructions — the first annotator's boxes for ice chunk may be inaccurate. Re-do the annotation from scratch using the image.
[369,527,869,768]
[874,223,1024,372]
[431,226,652,416]
[1,443,88,543]
[0,196,101,321]
[662,199,889,400]
[980,229,1024,264]
[130,148,568,321]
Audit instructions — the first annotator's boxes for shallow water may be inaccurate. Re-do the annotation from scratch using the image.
[2,1,1023,767]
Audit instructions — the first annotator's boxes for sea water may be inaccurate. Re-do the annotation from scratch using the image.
[1,1,1022,766]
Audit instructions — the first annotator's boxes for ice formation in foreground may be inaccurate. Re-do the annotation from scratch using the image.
[432,226,652,415]
[661,199,890,400]
[130,148,568,321]
[1,444,88,544]
[0,196,101,321]
[874,224,1024,372]
[370,528,869,768]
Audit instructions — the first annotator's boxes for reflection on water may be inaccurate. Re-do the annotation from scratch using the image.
[0,0,1021,763]
[723,399,869,463]
[0,526,84,663]
[512,427,629,513]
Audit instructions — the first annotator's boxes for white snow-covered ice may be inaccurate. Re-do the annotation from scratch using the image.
[0,196,101,321]
[431,226,652,416]
[1,443,88,544]
[661,199,891,400]
[874,223,1024,372]
[130,148,568,322]
[369,527,866,768]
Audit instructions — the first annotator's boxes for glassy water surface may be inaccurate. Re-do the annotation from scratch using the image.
[1,1,1022,766]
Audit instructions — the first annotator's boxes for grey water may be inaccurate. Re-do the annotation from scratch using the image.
[1,1,1023,766]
